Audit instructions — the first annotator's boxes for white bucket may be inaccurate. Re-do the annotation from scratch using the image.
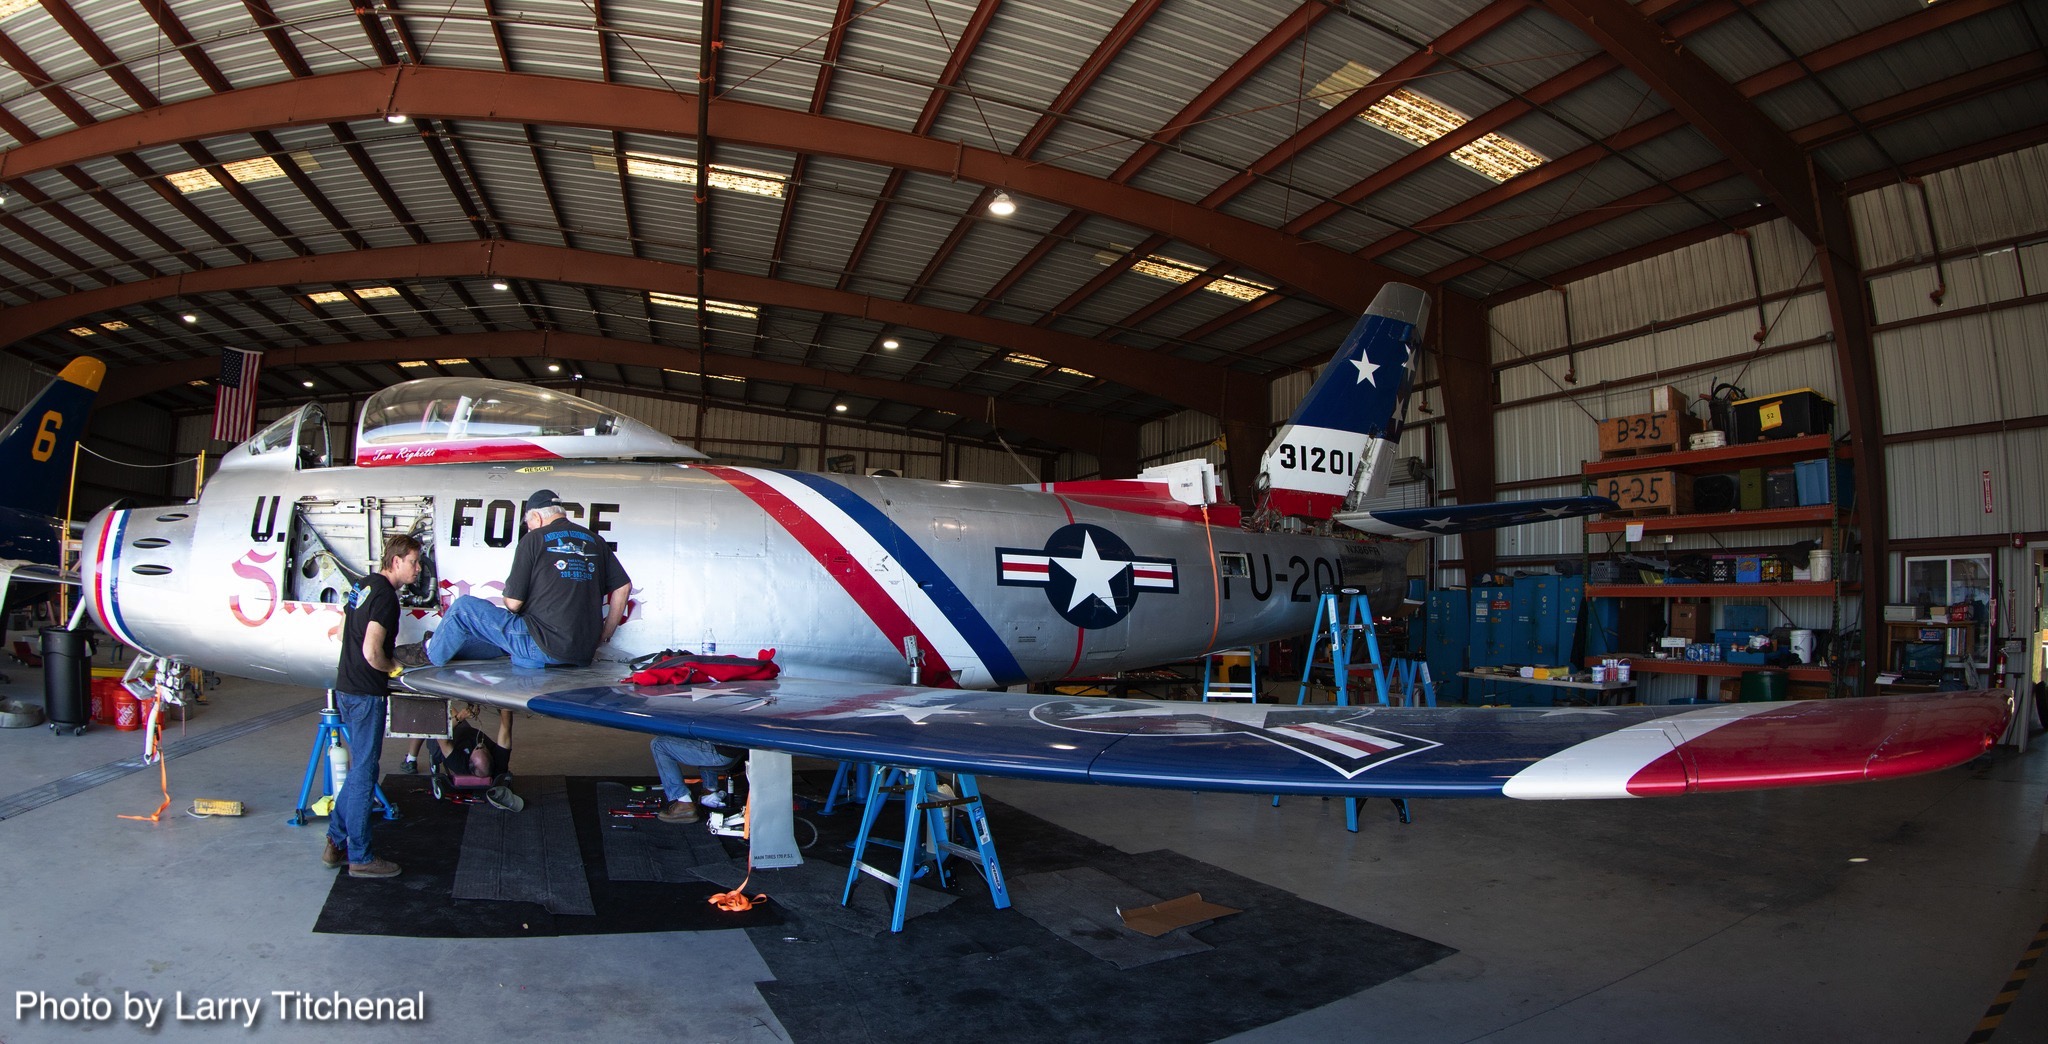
[1808,550,1832,582]
[1790,629,1816,664]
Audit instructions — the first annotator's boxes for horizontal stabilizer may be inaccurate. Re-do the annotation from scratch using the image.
[1336,495,1618,538]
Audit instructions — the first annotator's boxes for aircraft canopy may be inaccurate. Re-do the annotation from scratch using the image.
[352,377,704,466]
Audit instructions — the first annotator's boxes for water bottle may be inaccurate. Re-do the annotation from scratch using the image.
[327,734,350,794]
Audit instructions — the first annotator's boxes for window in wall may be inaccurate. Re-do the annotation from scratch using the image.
[1904,554,1993,665]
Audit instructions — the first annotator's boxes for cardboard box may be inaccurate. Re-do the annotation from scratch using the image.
[1599,409,1704,456]
[1596,470,1693,514]
[1670,601,1709,641]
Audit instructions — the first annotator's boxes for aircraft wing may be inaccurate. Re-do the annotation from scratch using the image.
[397,664,2010,800]
[1335,495,1618,538]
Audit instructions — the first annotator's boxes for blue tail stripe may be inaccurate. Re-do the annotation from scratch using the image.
[1289,312,1415,434]
[782,472,1029,686]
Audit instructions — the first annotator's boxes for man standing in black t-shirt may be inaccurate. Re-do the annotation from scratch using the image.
[324,534,422,879]
[426,489,632,669]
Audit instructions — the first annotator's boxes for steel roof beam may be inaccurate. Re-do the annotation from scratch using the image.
[0,66,1406,313]
[98,329,1138,461]
[0,239,1263,424]
[1542,0,1824,241]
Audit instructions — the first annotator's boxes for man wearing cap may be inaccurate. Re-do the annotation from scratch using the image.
[424,489,633,670]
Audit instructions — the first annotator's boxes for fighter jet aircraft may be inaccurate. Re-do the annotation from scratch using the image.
[0,356,105,609]
[77,285,2009,803]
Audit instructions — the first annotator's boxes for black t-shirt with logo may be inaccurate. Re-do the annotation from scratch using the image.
[504,518,631,666]
[337,572,398,696]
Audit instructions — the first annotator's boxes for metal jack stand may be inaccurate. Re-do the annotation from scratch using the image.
[288,689,396,827]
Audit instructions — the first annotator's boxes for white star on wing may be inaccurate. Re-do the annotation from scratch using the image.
[1054,532,1129,611]
[1351,352,1381,385]
[1420,517,1456,530]
[828,701,972,724]
[1538,505,1575,518]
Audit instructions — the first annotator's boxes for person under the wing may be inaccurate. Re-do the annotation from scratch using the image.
[649,737,741,824]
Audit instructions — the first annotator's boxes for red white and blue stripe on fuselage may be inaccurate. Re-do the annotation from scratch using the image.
[701,467,1029,688]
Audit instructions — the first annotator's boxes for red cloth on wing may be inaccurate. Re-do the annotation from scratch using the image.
[626,648,779,686]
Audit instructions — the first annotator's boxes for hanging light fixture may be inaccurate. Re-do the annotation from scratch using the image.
[882,337,900,350]
[987,192,1017,217]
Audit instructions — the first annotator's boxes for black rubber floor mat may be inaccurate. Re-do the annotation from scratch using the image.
[692,854,957,938]
[750,790,1454,1044]
[312,776,781,938]
[1004,866,1211,969]
[451,776,594,915]
[596,780,732,882]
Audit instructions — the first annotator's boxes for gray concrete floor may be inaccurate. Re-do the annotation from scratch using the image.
[3,669,2045,1042]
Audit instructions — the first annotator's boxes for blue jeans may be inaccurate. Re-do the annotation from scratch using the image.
[652,736,737,802]
[326,692,386,864]
[429,595,552,669]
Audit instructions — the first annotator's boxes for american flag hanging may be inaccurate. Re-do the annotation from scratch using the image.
[211,348,262,443]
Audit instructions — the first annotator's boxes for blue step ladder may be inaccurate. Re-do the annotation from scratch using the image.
[1201,648,1260,701]
[842,766,1010,933]
[289,689,396,827]
[1385,658,1438,707]
[1295,588,1389,707]
[1285,592,1412,833]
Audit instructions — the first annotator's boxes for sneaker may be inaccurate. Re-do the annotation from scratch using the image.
[402,756,418,775]
[347,858,402,879]
[320,838,345,868]
[699,792,727,811]
[392,643,430,668]
[657,799,699,824]
[484,785,524,812]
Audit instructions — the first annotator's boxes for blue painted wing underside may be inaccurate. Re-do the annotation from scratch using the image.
[400,664,1697,798]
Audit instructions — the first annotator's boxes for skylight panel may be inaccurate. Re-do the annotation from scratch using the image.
[649,292,759,318]
[605,152,788,199]
[1313,61,1546,182]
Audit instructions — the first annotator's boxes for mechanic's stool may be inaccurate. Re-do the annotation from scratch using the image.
[290,691,396,827]
[842,767,1009,933]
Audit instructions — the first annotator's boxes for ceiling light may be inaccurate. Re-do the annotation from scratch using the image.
[385,113,410,124]
[181,314,198,323]
[302,380,314,388]
[987,192,1017,217]
[547,363,560,373]
[882,337,900,350]
[833,403,848,412]
[492,281,509,291]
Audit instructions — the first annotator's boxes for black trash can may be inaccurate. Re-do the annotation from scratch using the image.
[41,626,89,735]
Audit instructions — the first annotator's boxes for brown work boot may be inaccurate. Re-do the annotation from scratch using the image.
[347,858,402,879]
[320,838,345,868]
[657,799,699,824]
[392,643,430,668]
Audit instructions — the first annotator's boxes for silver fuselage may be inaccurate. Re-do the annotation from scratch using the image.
[83,454,1404,691]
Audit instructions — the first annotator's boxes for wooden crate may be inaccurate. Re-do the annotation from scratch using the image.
[1598,409,1703,457]
[1596,470,1692,515]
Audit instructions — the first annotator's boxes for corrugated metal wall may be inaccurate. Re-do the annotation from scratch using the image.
[1482,141,2048,698]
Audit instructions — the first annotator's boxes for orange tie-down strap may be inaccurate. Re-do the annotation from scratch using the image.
[118,699,171,823]
[706,792,768,913]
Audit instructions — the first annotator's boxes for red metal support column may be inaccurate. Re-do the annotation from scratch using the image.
[1811,158,1887,688]
[1438,295,1497,579]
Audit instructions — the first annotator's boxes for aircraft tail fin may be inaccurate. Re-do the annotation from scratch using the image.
[1258,283,1429,521]
[0,357,104,520]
